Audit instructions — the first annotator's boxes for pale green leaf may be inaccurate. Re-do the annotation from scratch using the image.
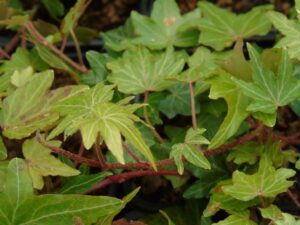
[260,205,300,225]
[23,138,80,190]
[10,66,34,87]
[198,2,272,50]
[48,83,156,168]
[0,158,127,225]
[107,46,185,94]
[206,73,249,149]
[233,44,300,114]
[0,70,58,139]
[131,0,200,49]
[223,155,296,201]
[171,143,210,175]
[185,128,210,145]
[268,11,300,61]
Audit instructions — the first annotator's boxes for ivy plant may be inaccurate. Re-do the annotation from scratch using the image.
[0,0,299,224]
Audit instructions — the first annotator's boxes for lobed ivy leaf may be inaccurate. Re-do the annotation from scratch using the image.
[212,211,256,225]
[81,50,109,86]
[0,71,57,139]
[227,142,264,165]
[198,2,272,51]
[22,138,80,190]
[203,190,258,217]
[107,46,185,94]
[233,44,300,115]
[131,0,200,49]
[170,128,210,175]
[206,73,249,149]
[0,70,87,139]
[158,83,200,119]
[100,19,135,52]
[223,155,296,201]
[48,83,156,168]
[260,205,300,225]
[268,11,300,61]
[0,158,128,225]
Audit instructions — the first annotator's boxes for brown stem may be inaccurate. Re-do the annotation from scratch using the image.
[287,189,300,209]
[74,142,85,168]
[24,22,87,75]
[70,29,84,66]
[37,123,263,171]
[60,35,68,52]
[143,91,165,144]
[123,143,143,163]
[0,48,10,59]
[94,136,107,170]
[85,169,189,193]
[189,82,197,129]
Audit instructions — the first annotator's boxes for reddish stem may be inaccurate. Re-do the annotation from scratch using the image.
[85,170,189,193]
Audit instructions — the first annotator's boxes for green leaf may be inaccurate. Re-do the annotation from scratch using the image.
[223,155,296,201]
[260,205,300,225]
[183,158,228,199]
[131,0,200,49]
[219,41,252,81]
[227,142,264,165]
[48,83,156,168]
[171,142,211,175]
[260,205,284,221]
[10,66,34,87]
[0,70,58,139]
[81,51,109,86]
[206,73,249,149]
[0,137,7,160]
[100,19,134,52]
[107,46,185,94]
[35,44,78,81]
[42,0,64,18]
[212,211,256,225]
[59,171,112,194]
[61,0,89,34]
[159,83,200,119]
[268,11,300,61]
[160,211,176,225]
[22,137,80,190]
[170,128,211,175]
[0,158,125,225]
[185,128,210,145]
[198,2,272,50]
[233,44,300,115]
[203,190,258,217]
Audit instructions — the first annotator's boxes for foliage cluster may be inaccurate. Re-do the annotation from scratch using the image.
[0,0,300,224]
